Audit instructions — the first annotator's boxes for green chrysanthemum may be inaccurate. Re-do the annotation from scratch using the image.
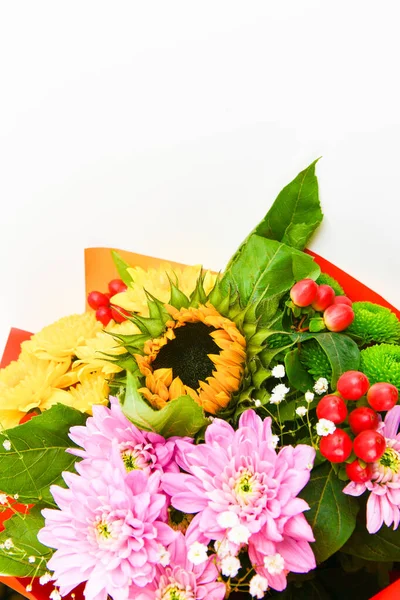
[360,343,400,389]
[299,339,332,381]
[317,272,345,296]
[347,302,400,345]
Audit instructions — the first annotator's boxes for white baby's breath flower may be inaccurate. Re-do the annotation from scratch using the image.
[187,541,208,565]
[271,364,285,379]
[4,538,13,549]
[0,493,8,505]
[316,418,336,437]
[157,545,171,567]
[228,524,251,544]
[26,585,32,592]
[2,439,11,451]
[264,553,285,575]
[272,383,290,397]
[295,406,308,417]
[217,510,239,529]
[271,434,280,449]
[253,399,261,408]
[314,378,329,395]
[28,555,36,563]
[13,494,19,500]
[39,572,53,585]
[50,590,62,600]
[269,393,284,405]
[305,390,315,403]
[249,574,269,598]
[221,555,241,577]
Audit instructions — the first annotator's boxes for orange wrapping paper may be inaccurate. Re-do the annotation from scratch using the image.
[1,247,399,600]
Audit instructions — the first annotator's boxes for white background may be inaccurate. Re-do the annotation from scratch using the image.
[0,1,399,348]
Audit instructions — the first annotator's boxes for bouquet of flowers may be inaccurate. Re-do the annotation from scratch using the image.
[0,161,399,600]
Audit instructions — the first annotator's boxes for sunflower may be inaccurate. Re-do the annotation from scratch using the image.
[134,303,246,414]
[111,264,218,315]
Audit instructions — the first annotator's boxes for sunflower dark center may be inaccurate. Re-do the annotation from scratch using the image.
[152,322,220,389]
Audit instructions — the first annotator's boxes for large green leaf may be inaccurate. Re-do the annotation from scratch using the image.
[0,405,87,506]
[122,372,209,438]
[220,235,320,307]
[285,347,315,393]
[342,517,400,562]
[226,161,322,267]
[313,333,360,388]
[0,506,52,577]
[300,463,359,563]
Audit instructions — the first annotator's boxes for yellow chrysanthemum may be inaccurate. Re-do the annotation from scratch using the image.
[0,352,71,429]
[44,373,109,414]
[73,320,139,378]
[111,264,218,315]
[21,313,102,362]
[135,303,246,415]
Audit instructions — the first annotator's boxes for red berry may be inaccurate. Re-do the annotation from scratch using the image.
[354,430,386,463]
[316,394,348,424]
[110,306,130,323]
[367,382,399,412]
[108,279,128,296]
[88,291,110,310]
[323,304,355,332]
[312,285,335,312]
[349,407,380,435]
[290,279,318,307]
[95,306,113,326]
[337,371,370,401]
[333,296,353,307]
[346,459,373,483]
[319,429,353,463]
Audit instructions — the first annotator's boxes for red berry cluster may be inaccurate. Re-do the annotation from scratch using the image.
[88,279,130,326]
[317,370,399,483]
[290,279,354,332]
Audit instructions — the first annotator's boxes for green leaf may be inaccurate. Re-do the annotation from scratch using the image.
[227,160,322,263]
[342,517,400,562]
[122,372,209,438]
[0,405,87,506]
[313,333,360,388]
[300,463,359,563]
[285,348,315,393]
[309,318,326,333]
[111,250,133,285]
[0,506,52,577]
[220,235,320,307]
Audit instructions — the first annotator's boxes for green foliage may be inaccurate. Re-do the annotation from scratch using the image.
[316,272,345,296]
[300,463,359,563]
[0,405,87,506]
[285,348,315,393]
[111,250,134,286]
[0,507,52,577]
[347,302,400,345]
[312,333,360,388]
[122,372,209,438]
[342,514,400,562]
[300,340,333,381]
[227,160,322,259]
[220,234,320,308]
[360,343,400,389]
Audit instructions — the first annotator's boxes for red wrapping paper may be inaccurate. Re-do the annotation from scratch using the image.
[0,248,399,599]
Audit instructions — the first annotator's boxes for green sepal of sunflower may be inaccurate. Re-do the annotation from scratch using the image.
[167,275,190,309]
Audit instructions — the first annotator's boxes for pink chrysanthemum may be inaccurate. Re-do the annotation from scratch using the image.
[129,533,226,600]
[343,405,400,534]
[38,463,177,600]
[68,397,185,479]
[162,409,316,591]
